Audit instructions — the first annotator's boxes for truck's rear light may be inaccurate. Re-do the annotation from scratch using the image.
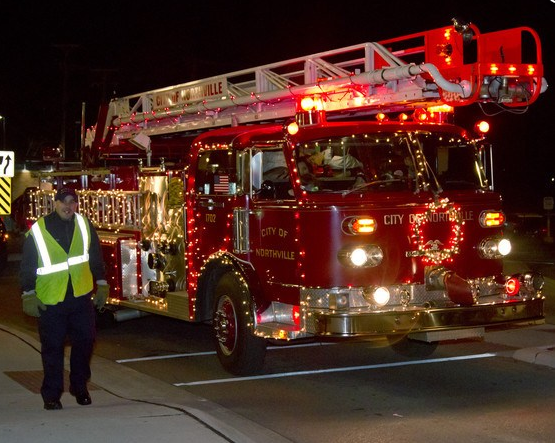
[479,210,506,227]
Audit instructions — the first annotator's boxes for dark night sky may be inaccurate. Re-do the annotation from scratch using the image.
[0,0,554,211]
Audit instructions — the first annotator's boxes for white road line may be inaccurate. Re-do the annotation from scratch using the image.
[175,353,498,387]
[116,351,215,363]
[115,342,333,363]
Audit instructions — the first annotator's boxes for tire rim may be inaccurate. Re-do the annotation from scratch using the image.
[214,294,237,356]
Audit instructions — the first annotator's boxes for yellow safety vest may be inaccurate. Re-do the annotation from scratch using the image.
[30,213,94,305]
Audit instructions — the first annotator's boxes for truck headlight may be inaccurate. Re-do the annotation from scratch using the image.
[478,237,511,259]
[338,244,383,268]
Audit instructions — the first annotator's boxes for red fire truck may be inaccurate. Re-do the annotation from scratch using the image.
[22,19,548,375]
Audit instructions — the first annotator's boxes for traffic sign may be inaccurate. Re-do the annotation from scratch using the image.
[544,196,554,211]
[0,177,11,214]
[0,151,14,177]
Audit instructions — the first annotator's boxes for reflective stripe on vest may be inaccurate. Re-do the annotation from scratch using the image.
[32,213,90,276]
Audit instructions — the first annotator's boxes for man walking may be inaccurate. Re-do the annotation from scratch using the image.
[20,187,109,410]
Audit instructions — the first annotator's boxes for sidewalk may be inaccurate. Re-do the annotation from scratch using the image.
[0,325,293,443]
[2,323,555,443]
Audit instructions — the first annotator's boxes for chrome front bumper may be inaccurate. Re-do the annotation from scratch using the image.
[311,297,545,337]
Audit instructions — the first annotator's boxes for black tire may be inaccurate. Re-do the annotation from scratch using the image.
[213,272,267,375]
[388,335,438,358]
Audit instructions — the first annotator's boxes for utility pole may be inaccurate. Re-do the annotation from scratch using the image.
[0,115,5,150]
[53,44,79,161]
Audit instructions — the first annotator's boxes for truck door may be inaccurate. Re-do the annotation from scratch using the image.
[191,148,238,269]
[248,147,299,304]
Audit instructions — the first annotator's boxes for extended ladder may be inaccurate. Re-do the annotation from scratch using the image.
[90,20,546,149]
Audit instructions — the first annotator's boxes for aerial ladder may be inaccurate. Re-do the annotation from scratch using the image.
[86,19,546,167]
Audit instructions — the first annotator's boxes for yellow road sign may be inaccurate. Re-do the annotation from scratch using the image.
[0,177,11,215]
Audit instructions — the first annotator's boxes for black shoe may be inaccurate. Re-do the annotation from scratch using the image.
[44,400,63,410]
[70,388,92,406]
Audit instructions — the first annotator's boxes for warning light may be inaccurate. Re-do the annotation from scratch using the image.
[376,112,388,122]
[413,108,428,122]
[300,96,323,111]
[351,218,376,234]
[300,97,315,111]
[474,120,490,135]
[287,121,299,135]
[479,210,505,227]
[505,277,520,296]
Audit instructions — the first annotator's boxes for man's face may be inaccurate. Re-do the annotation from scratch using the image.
[55,196,77,221]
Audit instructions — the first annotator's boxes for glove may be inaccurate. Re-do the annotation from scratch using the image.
[93,284,110,309]
[22,291,45,317]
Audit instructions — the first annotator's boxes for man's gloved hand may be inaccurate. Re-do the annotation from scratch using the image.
[22,291,45,317]
[92,284,110,309]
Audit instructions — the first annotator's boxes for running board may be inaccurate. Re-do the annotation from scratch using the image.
[112,290,191,321]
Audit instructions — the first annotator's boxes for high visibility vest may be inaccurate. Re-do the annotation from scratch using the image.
[30,213,94,305]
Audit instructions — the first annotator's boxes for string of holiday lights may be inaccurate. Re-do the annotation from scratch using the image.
[411,197,465,265]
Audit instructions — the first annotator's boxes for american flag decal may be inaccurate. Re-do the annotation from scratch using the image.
[214,175,229,193]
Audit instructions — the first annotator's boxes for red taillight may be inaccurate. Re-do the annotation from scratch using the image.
[474,120,490,134]
[505,277,520,296]
[292,305,301,327]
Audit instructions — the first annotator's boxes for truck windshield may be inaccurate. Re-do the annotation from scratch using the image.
[294,131,488,193]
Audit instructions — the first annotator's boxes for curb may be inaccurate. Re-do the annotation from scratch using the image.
[1,324,293,443]
[512,345,555,369]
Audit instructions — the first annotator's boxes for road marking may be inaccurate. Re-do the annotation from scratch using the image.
[116,351,215,363]
[174,353,497,386]
[115,342,333,363]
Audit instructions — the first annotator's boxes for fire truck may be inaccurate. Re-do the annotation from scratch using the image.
[22,19,548,375]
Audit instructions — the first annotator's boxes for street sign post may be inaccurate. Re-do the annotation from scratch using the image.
[0,151,13,215]
[544,196,554,243]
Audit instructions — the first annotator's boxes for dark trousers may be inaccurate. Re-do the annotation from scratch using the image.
[38,292,96,402]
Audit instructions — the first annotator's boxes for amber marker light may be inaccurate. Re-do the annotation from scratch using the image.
[479,211,505,227]
[352,218,376,234]
[342,216,377,235]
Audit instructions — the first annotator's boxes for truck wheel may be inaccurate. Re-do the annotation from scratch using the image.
[388,335,438,358]
[213,272,267,375]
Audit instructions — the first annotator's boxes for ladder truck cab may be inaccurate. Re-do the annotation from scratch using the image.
[23,20,548,375]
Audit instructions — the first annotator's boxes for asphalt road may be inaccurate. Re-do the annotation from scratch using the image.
[3,231,555,443]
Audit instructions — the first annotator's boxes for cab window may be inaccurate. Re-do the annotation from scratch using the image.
[195,149,237,195]
[250,147,293,200]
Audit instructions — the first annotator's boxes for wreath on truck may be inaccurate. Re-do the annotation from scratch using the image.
[410,198,464,265]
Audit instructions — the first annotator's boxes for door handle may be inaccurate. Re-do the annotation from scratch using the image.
[199,199,224,208]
